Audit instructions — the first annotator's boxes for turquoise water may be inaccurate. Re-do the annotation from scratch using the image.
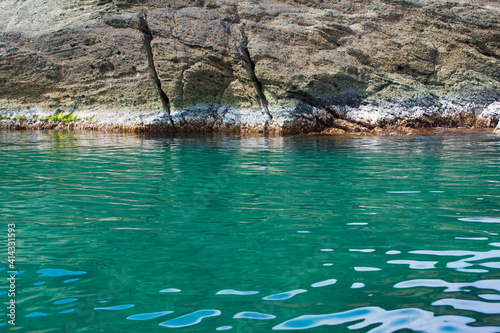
[1,130,500,332]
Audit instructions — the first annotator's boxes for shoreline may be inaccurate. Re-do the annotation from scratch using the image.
[1,122,496,138]
[1,116,498,137]
[1,99,499,136]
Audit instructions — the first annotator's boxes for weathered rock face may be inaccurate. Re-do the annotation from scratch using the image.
[0,0,499,133]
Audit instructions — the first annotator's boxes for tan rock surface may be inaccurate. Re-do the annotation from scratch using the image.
[0,0,499,133]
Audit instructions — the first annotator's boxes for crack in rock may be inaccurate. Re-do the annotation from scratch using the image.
[137,12,175,128]
[234,25,272,122]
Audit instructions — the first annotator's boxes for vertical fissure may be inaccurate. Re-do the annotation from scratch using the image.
[138,12,175,127]
[237,27,272,121]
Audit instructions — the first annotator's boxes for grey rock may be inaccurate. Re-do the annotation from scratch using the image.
[478,102,500,128]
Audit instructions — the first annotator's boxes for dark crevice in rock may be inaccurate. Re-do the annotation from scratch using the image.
[138,12,175,128]
[424,49,439,84]
[236,27,272,121]
[288,88,366,110]
[283,101,373,134]
[367,81,392,96]
[471,41,500,60]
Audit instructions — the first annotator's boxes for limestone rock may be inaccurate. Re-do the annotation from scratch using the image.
[478,102,500,128]
[0,0,499,132]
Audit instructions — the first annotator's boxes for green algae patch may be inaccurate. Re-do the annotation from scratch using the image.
[41,111,79,123]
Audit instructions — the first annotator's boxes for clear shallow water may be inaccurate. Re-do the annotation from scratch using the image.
[1,130,500,332]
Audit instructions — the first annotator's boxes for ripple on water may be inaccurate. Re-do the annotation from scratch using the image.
[394,279,500,293]
[126,311,174,320]
[233,312,276,320]
[480,262,500,269]
[215,289,259,296]
[432,299,500,314]
[458,217,500,223]
[272,306,500,332]
[159,288,181,293]
[94,304,135,311]
[53,298,78,305]
[63,278,80,283]
[273,307,378,330]
[409,249,500,272]
[37,268,86,277]
[311,279,337,288]
[387,260,438,269]
[216,326,233,331]
[350,249,375,253]
[354,267,381,272]
[479,294,500,301]
[159,310,221,328]
[25,312,51,318]
[455,237,489,241]
[263,289,307,301]
[458,268,490,273]
[351,283,365,289]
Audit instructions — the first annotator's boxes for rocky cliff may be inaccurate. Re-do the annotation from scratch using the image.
[1,0,499,134]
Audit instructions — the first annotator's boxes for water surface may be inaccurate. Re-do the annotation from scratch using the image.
[1,131,500,332]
